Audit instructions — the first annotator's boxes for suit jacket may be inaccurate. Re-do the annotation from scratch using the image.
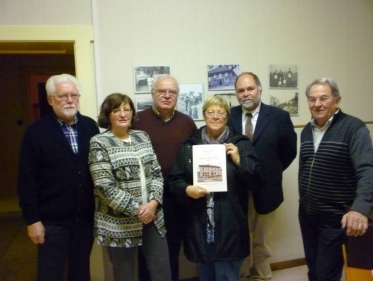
[228,103,297,214]
[17,112,100,225]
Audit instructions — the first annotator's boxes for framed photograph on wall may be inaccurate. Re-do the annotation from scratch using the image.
[207,64,241,91]
[213,93,239,108]
[133,65,170,93]
[269,90,299,117]
[177,83,204,121]
[269,64,298,89]
[135,93,153,111]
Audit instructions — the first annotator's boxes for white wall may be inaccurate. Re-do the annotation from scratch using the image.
[92,0,373,266]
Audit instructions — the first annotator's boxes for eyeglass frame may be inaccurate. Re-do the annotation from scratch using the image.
[53,93,81,101]
[307,95,332,104]
[154,89,178,97]
[204,111,228,119]
[111,108,133,115]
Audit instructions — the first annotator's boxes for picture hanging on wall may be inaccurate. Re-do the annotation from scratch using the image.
[135,93,153,112]
[207,64,241,91]
[269,90,299,117]
[213,93,239,108]
[133,65,171,93]
[177,83,204,121]
[269,64,298,89]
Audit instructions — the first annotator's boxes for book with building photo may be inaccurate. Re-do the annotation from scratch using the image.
[192,144,227,192]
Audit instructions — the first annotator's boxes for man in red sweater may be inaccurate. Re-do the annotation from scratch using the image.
[134,74,197,281]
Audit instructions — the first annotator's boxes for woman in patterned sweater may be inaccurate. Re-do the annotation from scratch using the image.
[89,93,171,281]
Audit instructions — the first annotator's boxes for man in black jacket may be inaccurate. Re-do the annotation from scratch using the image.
[228,72,297,281]
[17,74,99,281]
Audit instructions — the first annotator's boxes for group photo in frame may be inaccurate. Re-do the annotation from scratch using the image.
[177,83,204,121]
[133,65,170,93]
[214,93,239,108]
[207,64,241,91]
[269,90,299,117]
[269,64,298,88]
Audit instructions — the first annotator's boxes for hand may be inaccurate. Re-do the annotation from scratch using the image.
[138,200,158,224]
[186,185,210,199]
[224,143,240,166]
[27,221,45,244]
[341,211,368,237]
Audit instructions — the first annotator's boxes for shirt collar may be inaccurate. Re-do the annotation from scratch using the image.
[152,106,175,122]
[311,109,339,130]
[57,115,78,127]
[242,102,261,120]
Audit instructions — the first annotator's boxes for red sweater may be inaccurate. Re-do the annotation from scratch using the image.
[133,108,197,195]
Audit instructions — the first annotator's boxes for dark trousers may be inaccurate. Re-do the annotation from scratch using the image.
[37,220,94,281]
[298,206,346,281]
[139,196,185,281]
[108,222,171,281]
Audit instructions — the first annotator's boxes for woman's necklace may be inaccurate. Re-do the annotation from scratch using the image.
[122,135,133,150]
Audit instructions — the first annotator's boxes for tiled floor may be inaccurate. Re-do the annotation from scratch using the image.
[0,196,347,281]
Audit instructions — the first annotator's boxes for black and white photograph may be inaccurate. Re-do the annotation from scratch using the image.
[214,93,239,108]
[207,64,241,91]
[269,64,298,88]
[177,83,204,121]
[269,91,298,117]
[133,65,170,93]
[135,93,153,111]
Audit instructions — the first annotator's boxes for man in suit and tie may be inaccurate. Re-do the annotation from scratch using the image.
[17,74,99,281]
[228,72,297,281]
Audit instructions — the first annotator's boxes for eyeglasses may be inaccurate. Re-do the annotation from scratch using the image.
[111,108,132,115]
[205,111,227,119]
[55,94,81,101]
[307,96,331,104]
[155,89,178,97]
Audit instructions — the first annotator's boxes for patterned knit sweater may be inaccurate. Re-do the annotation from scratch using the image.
[89,129,165,247]
[299,110,373,216]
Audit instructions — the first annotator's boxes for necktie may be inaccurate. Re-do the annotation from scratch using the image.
[245,113,253,139]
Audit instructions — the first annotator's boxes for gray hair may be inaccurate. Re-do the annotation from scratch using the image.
[151,74,179,93]
[45,74,81,96]
[202,95,230,116]
[305,77,340,97]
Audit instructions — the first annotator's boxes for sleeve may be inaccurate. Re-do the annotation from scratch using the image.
[88,137,140,217]
[17,129,42,225]
[349,126,373,217]
[235,139,266,189]
[278,111,297,171]
[145,135,164,205]
[168,145,194,206]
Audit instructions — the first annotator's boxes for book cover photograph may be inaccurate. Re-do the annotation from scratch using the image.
[192,144,227,192]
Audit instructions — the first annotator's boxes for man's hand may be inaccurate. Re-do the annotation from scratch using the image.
[186,185,210,199]
[27,221,45,244]
[341,211,368,237]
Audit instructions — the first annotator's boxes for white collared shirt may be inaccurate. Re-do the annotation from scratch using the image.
[311,109,339,152]
[241,103,261,135]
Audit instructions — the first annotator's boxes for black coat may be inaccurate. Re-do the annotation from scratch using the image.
[228,103,297,214]
[169,126,265,263]
[17,112,100,225]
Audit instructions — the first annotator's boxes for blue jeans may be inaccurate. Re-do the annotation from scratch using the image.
[38,221,94,281]
[196,243,243,281]
[298,206,346,281]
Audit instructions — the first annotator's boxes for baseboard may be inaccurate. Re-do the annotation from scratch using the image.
[270,258,307,271]
[180,258,307,281]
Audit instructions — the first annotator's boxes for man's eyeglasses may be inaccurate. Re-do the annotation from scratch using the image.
[55,94,81,101]
[155,89,178,97]
[307,96,331,104]
[111,108,132,115]
[205,111,227,119]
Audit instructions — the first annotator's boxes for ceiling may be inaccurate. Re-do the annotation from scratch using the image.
[0,42,74,55]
